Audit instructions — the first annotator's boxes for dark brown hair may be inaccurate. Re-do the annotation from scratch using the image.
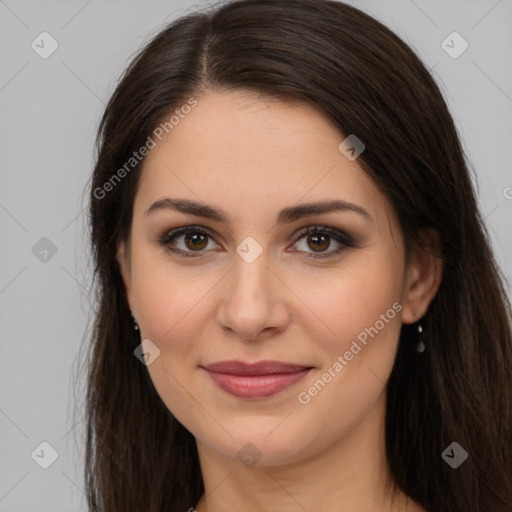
[83,0,512,510]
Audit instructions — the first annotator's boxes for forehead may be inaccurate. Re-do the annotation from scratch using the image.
[135,89,392,230]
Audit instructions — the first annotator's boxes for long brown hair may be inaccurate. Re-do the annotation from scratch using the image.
[83,1,512,510]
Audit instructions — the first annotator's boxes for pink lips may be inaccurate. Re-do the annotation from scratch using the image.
[201,360,312,399]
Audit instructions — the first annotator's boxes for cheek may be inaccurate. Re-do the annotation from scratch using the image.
[129,248,211,426]
[295,251,404,357]
[267,261,404,464]
[130,245,215,343]
[291,250,404,426]
[129,248,226,421]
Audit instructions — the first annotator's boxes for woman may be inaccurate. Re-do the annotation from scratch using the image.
[84,0,512,510]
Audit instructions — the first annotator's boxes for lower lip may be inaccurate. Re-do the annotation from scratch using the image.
[202,368,311,399]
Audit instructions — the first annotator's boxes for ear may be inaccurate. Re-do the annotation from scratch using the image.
[116,239,133,309]
[401,227,444,324]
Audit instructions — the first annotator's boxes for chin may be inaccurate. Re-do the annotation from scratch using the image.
[197,416,327,468]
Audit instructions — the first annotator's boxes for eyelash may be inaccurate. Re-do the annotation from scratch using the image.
[158,225,356,260]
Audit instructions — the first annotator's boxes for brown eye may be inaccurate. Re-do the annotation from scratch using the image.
[292,226,356,259]
[160,225,355,260]
[159,226,219,258]
[184,232,208,251]
[306,233,330,252]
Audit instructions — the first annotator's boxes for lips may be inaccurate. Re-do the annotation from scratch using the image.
[201,360,313,399]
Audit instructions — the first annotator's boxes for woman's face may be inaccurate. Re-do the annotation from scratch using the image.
[118,89,428,466]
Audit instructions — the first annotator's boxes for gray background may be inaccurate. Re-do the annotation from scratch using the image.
[1,0,511,510]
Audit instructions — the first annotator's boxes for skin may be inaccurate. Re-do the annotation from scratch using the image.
[117,89,443,511]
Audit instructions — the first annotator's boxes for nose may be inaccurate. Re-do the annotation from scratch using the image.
[216,249,290,341]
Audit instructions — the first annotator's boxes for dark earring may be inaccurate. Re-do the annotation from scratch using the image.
[130,308,139,331]
[415,321,426,353]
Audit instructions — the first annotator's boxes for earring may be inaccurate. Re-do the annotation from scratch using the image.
[415,321,426,353]
[130,308,139,331]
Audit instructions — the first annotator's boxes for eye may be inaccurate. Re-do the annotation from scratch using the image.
[159,225,356,259]
[290,225,355,259]
[159,226,220,258]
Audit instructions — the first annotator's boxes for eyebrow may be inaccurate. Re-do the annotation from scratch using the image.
[145,197,374,225]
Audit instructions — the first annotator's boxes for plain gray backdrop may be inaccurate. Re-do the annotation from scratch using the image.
[1,0,511,510]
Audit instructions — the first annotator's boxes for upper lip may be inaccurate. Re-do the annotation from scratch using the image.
[202,360,312,375]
